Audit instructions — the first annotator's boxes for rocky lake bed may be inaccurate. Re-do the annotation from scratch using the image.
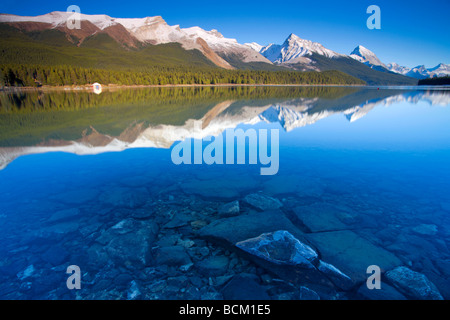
[0,167,448,300]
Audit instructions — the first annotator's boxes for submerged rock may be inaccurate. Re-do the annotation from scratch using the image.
[236,230,318,268]
[243,193,282,211]
[305,230,402,282]
[385,266,443,300]
[42,246,69,266]
[317,260,353,291]
[37,221,80,237]
[411,224,438,236]
[154,246,192,267]
[48,208,80,223]
[96,218,158,268]
[235,230,344,293]
[163,213,192,229]
[218,201,240,217]
[293,203,349,232]
[356,282,406,300]
[195,256,229,277]
[262,175,324,198]
[299,286,320,300]
[127,280,142,300]
[17,265,35,281]
[221,274,270,300]
[99,187,148,208]
[198,210,307,246]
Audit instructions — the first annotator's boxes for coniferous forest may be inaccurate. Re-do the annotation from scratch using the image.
[418,76,450,86]
[0,64,365,87]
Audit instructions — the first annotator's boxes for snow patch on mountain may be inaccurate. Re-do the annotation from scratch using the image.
[244,42,264,52]
[0,11,118,30]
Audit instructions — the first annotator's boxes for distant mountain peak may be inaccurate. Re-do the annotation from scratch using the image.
[350,45,369,54]
[387,62,450,79]
[349,45,385,68]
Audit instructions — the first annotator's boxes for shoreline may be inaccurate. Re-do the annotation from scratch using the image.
[0,83,369,92]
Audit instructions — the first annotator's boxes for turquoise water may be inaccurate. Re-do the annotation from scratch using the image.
[0,86,449,299]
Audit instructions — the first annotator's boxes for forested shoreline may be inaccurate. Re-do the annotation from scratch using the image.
[0,64,366,87]
[418,76,450,86]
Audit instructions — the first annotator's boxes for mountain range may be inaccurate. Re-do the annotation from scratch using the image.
[0,11,447,85]
[347,45,449,79]
[249,40,448,81]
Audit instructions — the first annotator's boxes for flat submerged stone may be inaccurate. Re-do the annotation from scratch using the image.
[305,230,402,283]
[243,193,282,211]
[293,203,350,232]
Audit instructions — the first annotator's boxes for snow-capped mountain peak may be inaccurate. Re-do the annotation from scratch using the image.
[349,45,386,68]
[386,62,410,75]
[428,63,450,75]
[260,33,341,64]
[406,65,431,79]
[387,62,450,79]
[182,26,238,47]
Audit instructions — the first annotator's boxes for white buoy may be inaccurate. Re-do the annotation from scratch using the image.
[92,82,102,94]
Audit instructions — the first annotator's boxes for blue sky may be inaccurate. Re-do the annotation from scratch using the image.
[1,0,449,68]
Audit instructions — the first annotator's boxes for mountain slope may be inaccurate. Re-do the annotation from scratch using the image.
[292,53,417,85]
[0,23,218,70]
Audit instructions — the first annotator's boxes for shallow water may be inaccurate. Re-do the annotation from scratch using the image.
[0,86,449,300]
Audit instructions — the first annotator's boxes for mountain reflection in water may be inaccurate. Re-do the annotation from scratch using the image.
[1,86,448,169]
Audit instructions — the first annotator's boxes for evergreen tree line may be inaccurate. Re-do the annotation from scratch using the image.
[0,64,365,87]
[418,76,450,86]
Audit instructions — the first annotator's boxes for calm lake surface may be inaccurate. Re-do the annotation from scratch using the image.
[0,86,449,300]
